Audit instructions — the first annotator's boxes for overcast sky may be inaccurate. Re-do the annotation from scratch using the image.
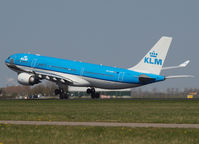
[0,0,198,91]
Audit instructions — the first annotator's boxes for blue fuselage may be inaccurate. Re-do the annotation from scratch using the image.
[5,53,165,89]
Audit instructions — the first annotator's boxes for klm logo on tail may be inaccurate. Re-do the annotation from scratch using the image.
[144,51,162,65]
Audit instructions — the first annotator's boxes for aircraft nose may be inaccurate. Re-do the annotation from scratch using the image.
[5,56,12,66]
[5,57,9,64]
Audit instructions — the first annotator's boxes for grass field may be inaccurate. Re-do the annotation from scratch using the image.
[0,124,199,144]
[0,99,199,123]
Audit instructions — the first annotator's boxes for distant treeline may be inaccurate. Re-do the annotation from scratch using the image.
[0,82,57,98]
[0,83,198,98]
[131,88,199,99]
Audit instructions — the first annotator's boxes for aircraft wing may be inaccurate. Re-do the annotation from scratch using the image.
[12,64,90,86]
[33,70,73,84]
[33,70,90,86]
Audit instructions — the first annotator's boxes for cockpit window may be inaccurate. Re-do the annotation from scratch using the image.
[10,58,14,64]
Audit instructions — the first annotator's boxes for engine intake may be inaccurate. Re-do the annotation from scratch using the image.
[17,73,39,85]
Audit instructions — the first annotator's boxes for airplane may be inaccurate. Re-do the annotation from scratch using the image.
[5,36,193,99]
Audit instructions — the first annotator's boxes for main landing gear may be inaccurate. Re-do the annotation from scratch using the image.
[87,88,100,99]
[55,84,69,99]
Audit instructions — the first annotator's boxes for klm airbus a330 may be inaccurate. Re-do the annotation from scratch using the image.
[5,37,192,99]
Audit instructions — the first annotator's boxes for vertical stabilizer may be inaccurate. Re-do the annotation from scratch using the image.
[129,36,172,75]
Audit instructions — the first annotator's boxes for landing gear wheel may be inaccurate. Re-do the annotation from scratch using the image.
[55,89,60,95]
[95,93,100,99]
[87,89,91,94]
[88,88,100,99]
[56,83,69,99]
[59,93,64,99]
[59,93,68,99]
[91,93,95,99]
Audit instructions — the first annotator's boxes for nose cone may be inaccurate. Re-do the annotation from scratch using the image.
[5,57,10,64]
[5,55,14,67]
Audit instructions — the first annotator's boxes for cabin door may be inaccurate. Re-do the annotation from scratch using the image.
[118,72,124,81]
[80,68,85,76]
[31,59,38,68]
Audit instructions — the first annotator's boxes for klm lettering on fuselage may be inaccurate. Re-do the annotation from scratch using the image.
[144,51,163,65]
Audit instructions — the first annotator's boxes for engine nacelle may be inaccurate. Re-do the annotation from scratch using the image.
[17,73,38,86]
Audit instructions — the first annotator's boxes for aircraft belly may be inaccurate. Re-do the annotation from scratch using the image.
[82,77,140,89]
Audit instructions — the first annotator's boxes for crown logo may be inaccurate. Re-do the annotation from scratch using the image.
[149,51,158,58]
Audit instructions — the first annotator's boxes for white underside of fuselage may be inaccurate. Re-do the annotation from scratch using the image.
[82,76,141,89]
[10,64,141,89]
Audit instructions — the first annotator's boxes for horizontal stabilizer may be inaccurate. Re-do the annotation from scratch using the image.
[166,75,194,79]
[179,60,190,67]
[162,60,190,70]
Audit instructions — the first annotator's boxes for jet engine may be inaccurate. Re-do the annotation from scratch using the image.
[17,73,39,85]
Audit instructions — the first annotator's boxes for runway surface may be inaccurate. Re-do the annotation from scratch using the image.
[0,120,199,129]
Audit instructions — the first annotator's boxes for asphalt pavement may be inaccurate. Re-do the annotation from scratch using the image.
[0,120,199,129]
